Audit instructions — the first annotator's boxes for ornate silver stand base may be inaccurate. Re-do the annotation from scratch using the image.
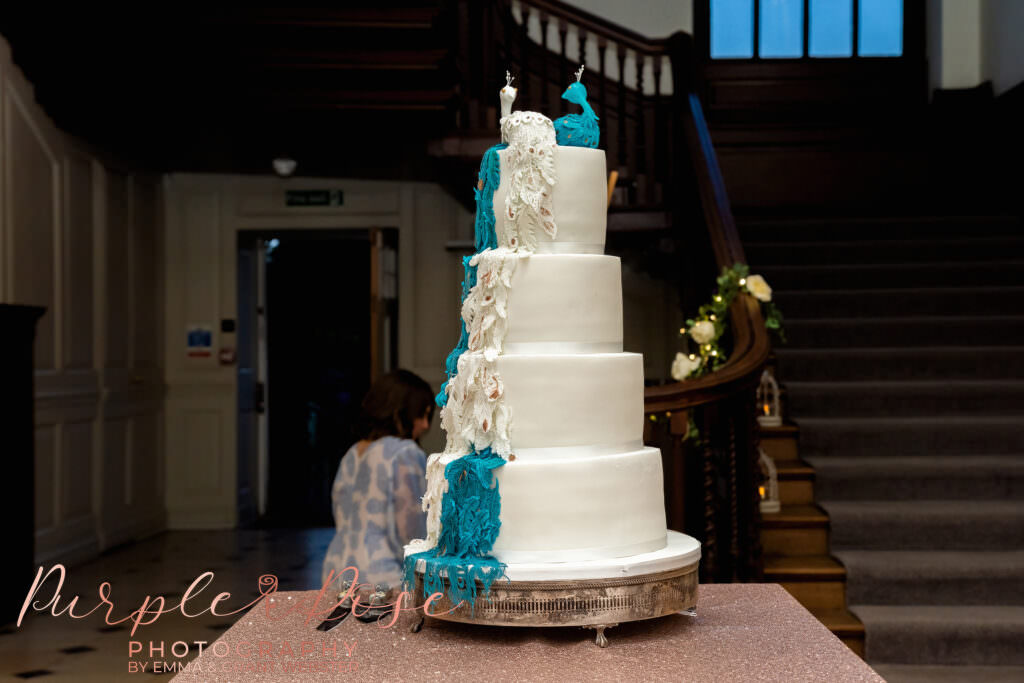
[410,560,698,646]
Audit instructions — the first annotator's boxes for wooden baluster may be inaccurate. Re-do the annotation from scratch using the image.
[558,21,569,115]
[635,51,646,204]
[727,416,740,580]
[652,54,664,204]
[701,412,717,580]
[616,44,627,187]
[539,12,550,114]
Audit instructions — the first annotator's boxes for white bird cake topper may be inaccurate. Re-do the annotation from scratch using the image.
[499,70,517,132]
[498,71,558,251]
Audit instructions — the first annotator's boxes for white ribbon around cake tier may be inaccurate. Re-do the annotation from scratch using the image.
[493,534,668,564]
[532,242,605,254]
[507,440,646,461]
[501,341,621,354]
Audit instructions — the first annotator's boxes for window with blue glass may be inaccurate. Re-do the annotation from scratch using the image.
[710,0,903,59]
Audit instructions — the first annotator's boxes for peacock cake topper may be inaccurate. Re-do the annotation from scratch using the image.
[554,64,600,148]
[499,70,517,143]
[498,70,558,250]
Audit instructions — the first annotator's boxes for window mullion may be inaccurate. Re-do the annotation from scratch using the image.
[753,0,761,60]
[802,0,810,58]
[852,0,860,57]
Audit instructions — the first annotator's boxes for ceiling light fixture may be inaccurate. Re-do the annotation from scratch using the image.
[272,157,297,177]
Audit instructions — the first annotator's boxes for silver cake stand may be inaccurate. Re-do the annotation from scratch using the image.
[409,531,700,646]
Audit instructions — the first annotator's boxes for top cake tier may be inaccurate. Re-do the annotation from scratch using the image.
[492,147,607,253]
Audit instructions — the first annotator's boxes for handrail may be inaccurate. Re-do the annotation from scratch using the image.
[645,33,770,414]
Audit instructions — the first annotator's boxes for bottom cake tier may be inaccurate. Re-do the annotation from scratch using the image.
[491,445,667,562]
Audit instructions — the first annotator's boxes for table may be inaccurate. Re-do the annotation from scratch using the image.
[171,584,882,682]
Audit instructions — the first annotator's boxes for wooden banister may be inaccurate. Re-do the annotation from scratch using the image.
[647,31,770,582]
[647,33,771,413]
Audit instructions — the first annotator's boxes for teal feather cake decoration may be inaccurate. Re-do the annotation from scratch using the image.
[405,70,562,610]
[554,64,600,148]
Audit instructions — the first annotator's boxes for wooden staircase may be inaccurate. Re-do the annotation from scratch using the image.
[760,422,866,657]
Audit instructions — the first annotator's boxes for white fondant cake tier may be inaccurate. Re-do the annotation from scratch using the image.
[498,531,699,581]
[505,254,623,351]
[493,147,607,253]
[407,532,699,581]
[496,352,643,449]
[491,446,667,561]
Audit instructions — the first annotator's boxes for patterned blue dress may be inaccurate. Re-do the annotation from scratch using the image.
[321,436,427,593]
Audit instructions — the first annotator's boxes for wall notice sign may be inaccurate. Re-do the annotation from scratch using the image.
[285,189,343,207]
[186,324,213,358]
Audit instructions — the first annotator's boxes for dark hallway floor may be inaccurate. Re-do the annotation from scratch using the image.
[2,529,333,681]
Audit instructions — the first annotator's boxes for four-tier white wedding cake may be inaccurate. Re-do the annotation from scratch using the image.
[404,74,698,610]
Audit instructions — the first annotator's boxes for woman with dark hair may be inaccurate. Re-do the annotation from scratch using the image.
[321,369,434,595]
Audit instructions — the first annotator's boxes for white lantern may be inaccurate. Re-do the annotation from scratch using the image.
[758,447,780,514]
[756,368,782,427]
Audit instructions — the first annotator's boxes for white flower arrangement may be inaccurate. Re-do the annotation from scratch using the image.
[671,352,702,381]
[689,320,716,344]
[671,264,784,381]
[745,274,772,302]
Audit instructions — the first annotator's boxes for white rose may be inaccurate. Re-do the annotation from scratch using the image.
[671,352,701,381]
[746,274,772,302]
[689,320,716,345]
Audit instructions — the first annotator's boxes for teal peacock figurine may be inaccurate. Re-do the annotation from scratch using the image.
[554,64,600,148]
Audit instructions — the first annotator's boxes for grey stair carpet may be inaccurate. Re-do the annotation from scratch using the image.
[788,380,1024,417]
[744,215,1024,673]
[824,501,1024,551]
[851,606,1024,665]
[776,346,1024,381]
[835,551,1024,605]
[808,455,1024,500]
[872,664,1024,683]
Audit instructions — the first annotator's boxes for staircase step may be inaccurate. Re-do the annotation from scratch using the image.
[821,501,1024,551]
[739,215,1023,243]
[836,550,1024,605]
[853,605,1024,665]
[798,416,1024,457]
[765,554,847,579]
[784,315,1024,348]
[761,504,829,556]
[776,346,1024,381]
[745,236,1024,266]
[775,459,815,505]
[765,555,847,609]
[755,260,1024,290]
[811,607,865,657]
[775,286,1024,318]
[808,455,1024,500]
[788,380,1024,417]
[759,422,800,460]
[872,664,1024,683]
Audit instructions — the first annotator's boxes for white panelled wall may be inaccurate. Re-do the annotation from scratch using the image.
[0,37,165,565]
[162,175,471,528]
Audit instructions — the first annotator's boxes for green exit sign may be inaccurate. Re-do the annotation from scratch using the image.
[285,190,344,207]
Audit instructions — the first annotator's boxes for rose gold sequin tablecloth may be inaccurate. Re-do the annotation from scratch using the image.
[171,584,882,682]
